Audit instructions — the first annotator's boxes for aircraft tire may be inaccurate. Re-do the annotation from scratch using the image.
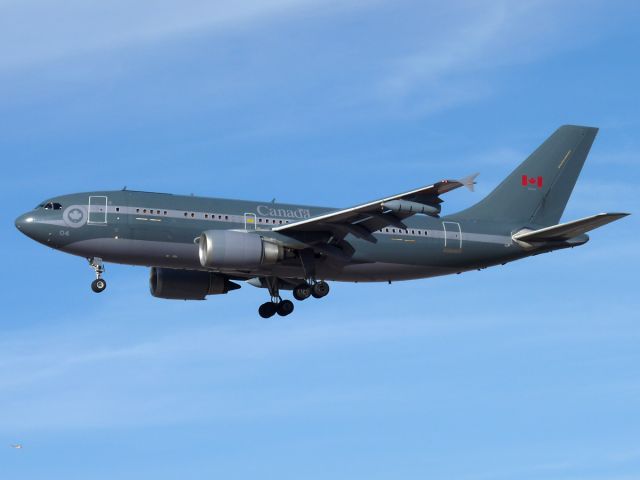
[91,278,107,293]
[311,281,330,299]
[293,283,312,301]
[277,300,294,316]
[258,302,278,318]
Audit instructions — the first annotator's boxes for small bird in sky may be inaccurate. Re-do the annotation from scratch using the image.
[10,444,23,449]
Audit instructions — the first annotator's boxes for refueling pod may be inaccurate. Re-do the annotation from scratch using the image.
[381,200,441,216]
[199,230,284,269]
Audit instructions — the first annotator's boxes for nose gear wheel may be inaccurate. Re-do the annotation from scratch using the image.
[88,257,107,293]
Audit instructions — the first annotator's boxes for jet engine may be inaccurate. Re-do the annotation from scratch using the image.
[198,230,283,269]
[149,267,240,300]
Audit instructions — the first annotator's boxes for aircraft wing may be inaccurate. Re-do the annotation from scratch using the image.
[513,213,629,242]
[271,174,478,244]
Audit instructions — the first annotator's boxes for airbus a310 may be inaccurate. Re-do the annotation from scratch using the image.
[15,125,628,317]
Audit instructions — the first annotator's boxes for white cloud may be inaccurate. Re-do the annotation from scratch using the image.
[375,0,600,113]
[0,0,371,70]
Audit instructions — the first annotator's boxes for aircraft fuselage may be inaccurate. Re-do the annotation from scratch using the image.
[15,190,578,283]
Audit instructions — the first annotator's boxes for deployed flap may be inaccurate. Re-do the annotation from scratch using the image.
[272,174,478,239]
[513,213,629,242]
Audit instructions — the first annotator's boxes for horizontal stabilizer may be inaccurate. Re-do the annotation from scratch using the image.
[513,213,629,242]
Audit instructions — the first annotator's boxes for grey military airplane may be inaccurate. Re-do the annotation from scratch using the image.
[15,125,628,317]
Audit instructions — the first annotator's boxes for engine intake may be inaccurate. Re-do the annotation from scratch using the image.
[150,267,240,300]
[199,230,283,269]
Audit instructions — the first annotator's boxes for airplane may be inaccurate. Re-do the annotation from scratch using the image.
[15,125,629,317]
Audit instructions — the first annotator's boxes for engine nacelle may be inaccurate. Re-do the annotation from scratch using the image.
[149,267,240,300]
[198,230,283,269]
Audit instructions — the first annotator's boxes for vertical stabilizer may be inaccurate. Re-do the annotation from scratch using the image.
[450,125,598,226]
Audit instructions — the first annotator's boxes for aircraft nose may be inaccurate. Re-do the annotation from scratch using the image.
[15,213,36,237]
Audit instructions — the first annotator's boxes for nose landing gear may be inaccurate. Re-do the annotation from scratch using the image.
[88,257,107,293]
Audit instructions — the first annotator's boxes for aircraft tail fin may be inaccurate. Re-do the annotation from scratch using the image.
[512,212,629,243]
[450,125,598,226]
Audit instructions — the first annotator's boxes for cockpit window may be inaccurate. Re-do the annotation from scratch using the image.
[43,202,63,210]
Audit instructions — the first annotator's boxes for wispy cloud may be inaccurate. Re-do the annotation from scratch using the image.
[375,0,602,114]
[0,0,372,70]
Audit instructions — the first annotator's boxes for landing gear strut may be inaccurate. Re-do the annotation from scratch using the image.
[88,257,107,293]
[258,278,294,318]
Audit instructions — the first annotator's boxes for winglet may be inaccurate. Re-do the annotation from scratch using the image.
[459,173,479,192]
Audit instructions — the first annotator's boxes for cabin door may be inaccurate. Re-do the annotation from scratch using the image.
[442,221,462,251]
[244,213,257,230]
[88,196,108,224]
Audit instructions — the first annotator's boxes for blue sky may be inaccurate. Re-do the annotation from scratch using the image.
[1,1,639,478]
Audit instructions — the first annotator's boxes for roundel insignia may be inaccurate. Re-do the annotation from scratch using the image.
[63,206,87,228]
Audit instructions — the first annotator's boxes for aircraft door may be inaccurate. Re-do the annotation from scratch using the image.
[244,213,257,230]
[88,196,108,224]
[442,221,462,251]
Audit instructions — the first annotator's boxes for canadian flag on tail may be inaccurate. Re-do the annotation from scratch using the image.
[522,175,543,189]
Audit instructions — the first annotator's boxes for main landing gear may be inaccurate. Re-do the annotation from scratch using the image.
[258,299,294,318]
[258,278,330,318]
[258,277,295,318]
[258,280,330,318]
[293,280,329,300]
[88,257,107,293]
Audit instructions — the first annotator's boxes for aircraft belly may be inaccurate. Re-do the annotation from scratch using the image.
[61,238,200,268]
[316,262,455,282]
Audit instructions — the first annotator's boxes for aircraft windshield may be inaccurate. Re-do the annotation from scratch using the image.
[40,202,63,210]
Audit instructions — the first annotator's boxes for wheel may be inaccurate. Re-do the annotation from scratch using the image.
[293,283,312,301]
[91,278,107,293]
[258,302,278,318]
[311,281,330,299]
[277,300,294,316]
